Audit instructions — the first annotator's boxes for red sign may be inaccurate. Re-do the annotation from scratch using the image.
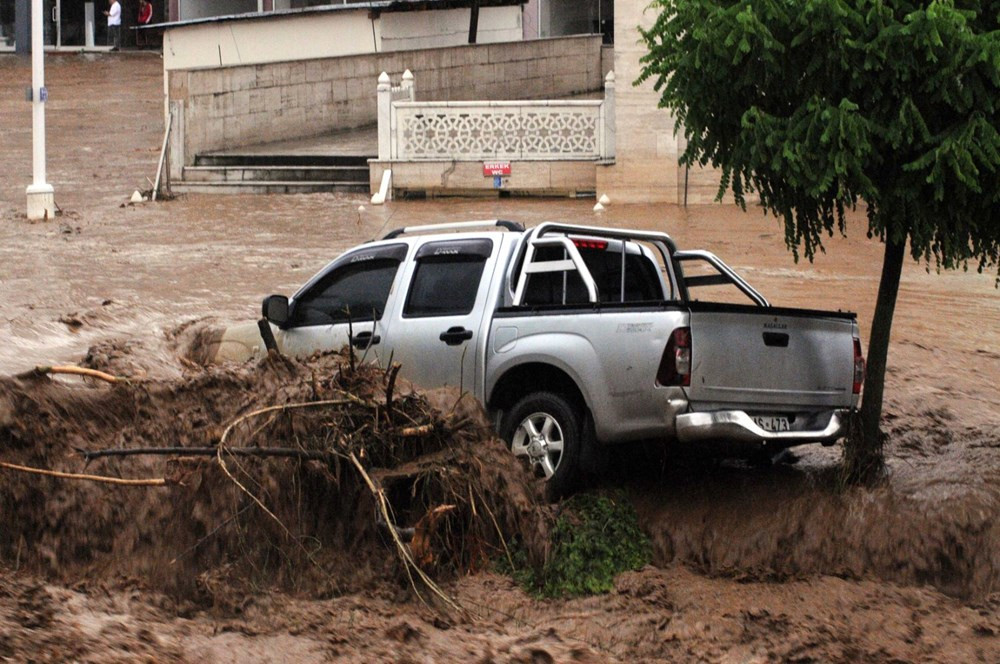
[483,161,511,177]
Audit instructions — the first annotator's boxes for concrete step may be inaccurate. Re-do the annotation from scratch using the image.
[194,153,372,168]
[182,165,369,183]
[172,180,369,195]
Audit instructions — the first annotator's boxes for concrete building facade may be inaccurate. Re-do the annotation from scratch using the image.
[596,0,722,204]
[159,2,524,71]
[149,0,723,203]
[166,34,604,182]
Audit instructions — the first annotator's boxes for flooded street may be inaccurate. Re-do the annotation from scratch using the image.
[2,54,998,422]
[2,53,1000,662]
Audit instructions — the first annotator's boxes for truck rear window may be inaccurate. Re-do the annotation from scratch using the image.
[522,246,662,305]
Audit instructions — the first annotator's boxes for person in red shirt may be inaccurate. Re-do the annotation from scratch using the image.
[137,0,152,47]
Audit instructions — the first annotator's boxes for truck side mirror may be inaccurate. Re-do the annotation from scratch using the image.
[262,294,289,327]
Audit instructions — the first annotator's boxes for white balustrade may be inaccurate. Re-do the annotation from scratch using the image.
[376,70,616,162]
[391,69,415,103]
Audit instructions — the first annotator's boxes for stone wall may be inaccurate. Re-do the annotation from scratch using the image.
[167,35,604,177]
[596,1,724,204]
[370,160,596,198]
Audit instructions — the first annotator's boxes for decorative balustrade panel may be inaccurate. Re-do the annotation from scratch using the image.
[392,102,603,160]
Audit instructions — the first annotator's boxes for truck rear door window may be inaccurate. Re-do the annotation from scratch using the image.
[404,239,493,317]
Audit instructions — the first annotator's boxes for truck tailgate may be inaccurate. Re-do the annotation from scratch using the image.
[686,303,857,410]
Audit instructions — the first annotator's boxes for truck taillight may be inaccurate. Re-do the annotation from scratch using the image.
[853,337,865,395]
[657,327,691,387]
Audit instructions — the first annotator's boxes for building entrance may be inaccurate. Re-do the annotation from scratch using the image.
[0,0,97,50]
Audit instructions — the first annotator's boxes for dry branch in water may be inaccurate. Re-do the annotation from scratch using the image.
[79,446,335,462]
[348,451,463,614]
[22,365,121,384]
[0,460,168,486]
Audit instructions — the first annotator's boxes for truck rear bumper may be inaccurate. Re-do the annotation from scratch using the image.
[675,409,846,446]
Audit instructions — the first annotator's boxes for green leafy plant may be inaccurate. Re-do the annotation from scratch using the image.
[638,0,1000,483]
[499,492,652,598]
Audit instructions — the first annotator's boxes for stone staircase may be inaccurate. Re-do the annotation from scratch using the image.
[175,153,372,194]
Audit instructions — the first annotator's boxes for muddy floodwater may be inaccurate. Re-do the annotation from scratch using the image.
[1,53,1000,662]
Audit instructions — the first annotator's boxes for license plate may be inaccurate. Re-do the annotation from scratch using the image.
[753,416,790,432]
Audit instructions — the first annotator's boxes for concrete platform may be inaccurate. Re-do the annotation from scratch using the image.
[201,125,378,159]
[174,125,377,194]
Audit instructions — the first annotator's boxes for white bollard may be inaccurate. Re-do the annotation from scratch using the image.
[371,169,392,205]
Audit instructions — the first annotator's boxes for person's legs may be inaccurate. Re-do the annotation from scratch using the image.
[112,25,120,49]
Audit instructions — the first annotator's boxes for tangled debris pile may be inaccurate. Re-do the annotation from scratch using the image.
[0,350,550,609]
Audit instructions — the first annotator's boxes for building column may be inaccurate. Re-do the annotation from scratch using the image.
[15,0,30,55]
[377,72,391,161]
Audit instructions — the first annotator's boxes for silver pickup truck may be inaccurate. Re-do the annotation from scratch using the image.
[214,220,864,495]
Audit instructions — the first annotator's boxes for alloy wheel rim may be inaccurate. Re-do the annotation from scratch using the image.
[510,411,564,478]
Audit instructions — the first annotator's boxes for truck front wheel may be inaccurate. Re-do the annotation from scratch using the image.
[500,391,583,499]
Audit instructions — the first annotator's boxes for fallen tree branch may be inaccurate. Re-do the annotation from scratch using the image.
[398,424,434,437]
[213,402,344,588]
[80,446,335,462]
[0,461,167,486]
[22,365,121,384]
[411,504,457,567]
[214,442,335,583]
[348,451,463,614]
[385,362,401,422]
[217,399,354,448]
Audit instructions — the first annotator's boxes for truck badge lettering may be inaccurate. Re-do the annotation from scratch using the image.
[616,323,652,333]
[349,254,375,263]
[434,248,460,255]
[764,322,787,329]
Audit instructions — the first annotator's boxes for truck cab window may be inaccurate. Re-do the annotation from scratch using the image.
[290,257,401,327]
[404,239,493,317]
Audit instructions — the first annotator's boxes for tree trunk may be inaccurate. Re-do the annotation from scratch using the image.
[844,235,906,484]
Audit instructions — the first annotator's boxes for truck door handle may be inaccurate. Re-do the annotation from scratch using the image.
[439,326,473,346]
[762,332,789,347]
[350,331,380,349]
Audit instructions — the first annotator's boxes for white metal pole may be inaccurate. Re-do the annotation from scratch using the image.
[26,0,54,221]
[84,2,95,48]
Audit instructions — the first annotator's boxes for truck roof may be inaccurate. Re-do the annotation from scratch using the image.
[381,219,525,240]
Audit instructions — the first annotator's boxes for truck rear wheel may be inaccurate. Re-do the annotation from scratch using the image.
[500,391,583,499]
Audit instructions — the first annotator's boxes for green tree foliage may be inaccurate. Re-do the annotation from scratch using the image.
[639,0,1000,481]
